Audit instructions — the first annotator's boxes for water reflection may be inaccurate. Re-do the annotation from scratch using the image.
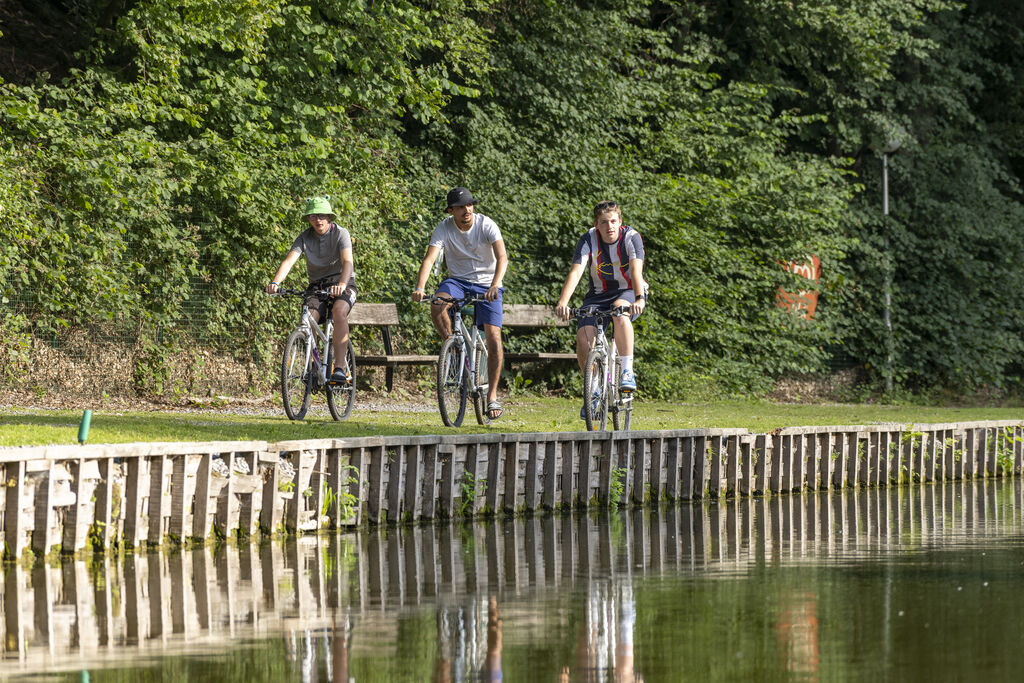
[5,478,1024,680]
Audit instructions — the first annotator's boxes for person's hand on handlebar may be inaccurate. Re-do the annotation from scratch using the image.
[266,282,280,294]
[630,296,645,319]
[485,284,501,302]
[329,283,346,298]
[411,287,426,303]
[555,300,571,322]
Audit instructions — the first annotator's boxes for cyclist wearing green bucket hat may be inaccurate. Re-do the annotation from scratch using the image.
[266,195,358,383]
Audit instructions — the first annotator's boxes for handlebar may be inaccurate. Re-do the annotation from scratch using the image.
[568,305,632,319]
[267,287,334,300]
[418,294,489,310]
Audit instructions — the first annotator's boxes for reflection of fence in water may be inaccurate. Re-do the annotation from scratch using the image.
[3,477,1024,674]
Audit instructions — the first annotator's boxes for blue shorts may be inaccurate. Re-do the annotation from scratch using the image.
[436,278,504,329]
[579,289,640,328]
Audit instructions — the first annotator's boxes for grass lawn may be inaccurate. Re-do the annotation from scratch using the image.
[1,397,1022,447]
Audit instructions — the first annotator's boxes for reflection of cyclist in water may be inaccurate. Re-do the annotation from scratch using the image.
[564,580,643,682]
[555,201,647,407]
[484,596,503,680]
[433,596,503,682]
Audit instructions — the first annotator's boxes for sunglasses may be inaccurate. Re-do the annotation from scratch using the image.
[594,200,619,211]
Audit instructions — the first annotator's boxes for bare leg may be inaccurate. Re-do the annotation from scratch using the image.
[430,295,454,339]
[611,299,634,357]
[332,300,351,370]
[484,324,503,412]
[575,326,597,373]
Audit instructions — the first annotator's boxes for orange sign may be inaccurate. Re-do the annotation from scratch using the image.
[777,255,820,319]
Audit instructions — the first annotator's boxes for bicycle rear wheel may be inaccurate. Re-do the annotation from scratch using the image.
[326,342,356,421]
[583,348,608,431]
[437,335,468,427]
[472,340,492,425]
[281,329,312,420]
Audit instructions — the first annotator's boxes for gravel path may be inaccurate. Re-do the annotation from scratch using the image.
[0,391,438,417]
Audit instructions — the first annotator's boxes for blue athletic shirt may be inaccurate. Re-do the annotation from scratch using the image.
[571,225,645,296]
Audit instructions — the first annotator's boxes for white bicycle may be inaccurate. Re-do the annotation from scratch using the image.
[572,305,633,432]
[273,287,356,421]
[423,294,493,427]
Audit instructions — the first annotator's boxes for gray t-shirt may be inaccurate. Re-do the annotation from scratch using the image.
[289,224,355,285]
[429,214,503,285]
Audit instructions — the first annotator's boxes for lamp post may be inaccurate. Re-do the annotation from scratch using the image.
[880,138,901,394]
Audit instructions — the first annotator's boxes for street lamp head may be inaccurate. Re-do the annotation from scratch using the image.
[880,137,902,154]
[871,122,908,156]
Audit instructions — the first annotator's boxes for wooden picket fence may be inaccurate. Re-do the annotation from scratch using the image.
[1,421,1021,560]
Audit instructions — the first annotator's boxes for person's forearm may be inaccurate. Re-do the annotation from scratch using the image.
[556,265,584,306]
[414,260,434,291]
[631,260,645,297]
[490,255,508,289]
[272,251,300,284]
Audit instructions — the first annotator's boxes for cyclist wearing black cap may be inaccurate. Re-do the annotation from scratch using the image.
[412,187,508,420]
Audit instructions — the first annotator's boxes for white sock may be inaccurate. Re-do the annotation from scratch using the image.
[619,355,633,374]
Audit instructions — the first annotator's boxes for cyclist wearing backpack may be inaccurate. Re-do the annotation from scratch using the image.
[266,196,357,383]
[555,200,647,404]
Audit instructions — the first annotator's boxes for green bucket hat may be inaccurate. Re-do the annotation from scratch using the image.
[302,195,335,219]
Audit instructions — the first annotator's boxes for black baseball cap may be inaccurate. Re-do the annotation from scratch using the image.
[446,186,478,207]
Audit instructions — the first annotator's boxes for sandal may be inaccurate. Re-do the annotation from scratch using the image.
[486,400,503,420]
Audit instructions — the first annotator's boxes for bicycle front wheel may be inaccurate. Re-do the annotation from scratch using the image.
[326,342,356,421]
[281,329,312,420]
[437,335,468,427]
[472,340,492,426]
[615,399,632,431]
[583,347,608,432]
[610,359,631,432]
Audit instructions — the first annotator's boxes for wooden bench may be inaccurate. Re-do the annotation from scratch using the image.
[348,303,575,391]
[348,303,436,392]
[501,304,577,363]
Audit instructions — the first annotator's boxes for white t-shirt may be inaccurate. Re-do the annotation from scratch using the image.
[429,214,503,285]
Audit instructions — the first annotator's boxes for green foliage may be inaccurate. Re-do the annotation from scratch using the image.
[0,0,492,393]
[3,0,1024,399]
[459,471,485,516]
[609,467,627,505]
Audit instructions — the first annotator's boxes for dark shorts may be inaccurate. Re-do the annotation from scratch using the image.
[305,276,357,321]
[579,289,640,328]
[436,278,503,329]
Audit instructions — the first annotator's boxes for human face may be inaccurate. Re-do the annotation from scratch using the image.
[307,213,332,235]
[594,209,622,244]
[448,203,475,231]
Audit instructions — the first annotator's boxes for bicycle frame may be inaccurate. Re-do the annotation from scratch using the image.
[447,304,488,400]
[592,314,618,413]
[295,303,334,385]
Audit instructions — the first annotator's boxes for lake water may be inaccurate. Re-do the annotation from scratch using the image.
[6,478,1024,681]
